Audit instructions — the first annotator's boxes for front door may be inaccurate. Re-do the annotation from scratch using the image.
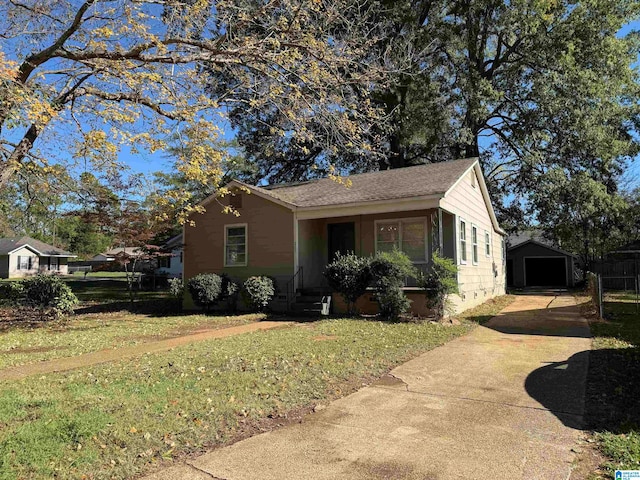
[328,222,356,262]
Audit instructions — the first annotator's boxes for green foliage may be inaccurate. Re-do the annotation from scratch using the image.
[187,273,222,313]
[419,251,459,321]
[370,250,416,321]
[323,252,373,315]
[20,275,78,320]
[221,274,240,312]
[168,277,184,310]
[242,276,275,312]
[0,281,24,306]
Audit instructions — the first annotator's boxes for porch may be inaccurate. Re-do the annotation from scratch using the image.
[288,208,457,313]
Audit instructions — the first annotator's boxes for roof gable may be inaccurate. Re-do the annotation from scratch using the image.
[508,239,577,258]
[0,236,74,256]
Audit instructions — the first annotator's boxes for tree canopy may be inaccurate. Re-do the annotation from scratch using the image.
[0,0,393,222]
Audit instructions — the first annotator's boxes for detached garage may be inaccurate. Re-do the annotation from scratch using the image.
[507,239,576,288]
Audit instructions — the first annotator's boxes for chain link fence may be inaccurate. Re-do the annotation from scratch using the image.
[590,257,640,318]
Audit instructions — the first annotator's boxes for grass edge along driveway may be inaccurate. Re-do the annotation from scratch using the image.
[0,295,514,480]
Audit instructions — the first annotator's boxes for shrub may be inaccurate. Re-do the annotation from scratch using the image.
[187,273,222,312]
[370,250,416,321]
[323,252,372,315]
[168,277,184,310]
[0,281,24,306]
[243,276,275,312]
[221,274,240,312]
[21,274,78,320]
[419,251,459,321]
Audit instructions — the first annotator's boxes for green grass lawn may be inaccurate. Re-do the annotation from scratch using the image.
[585,292,640,476]
[0,311,263,369]
[0,296,514,480]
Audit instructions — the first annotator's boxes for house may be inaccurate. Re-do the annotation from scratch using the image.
[0,236,76,278]
[184,158,507,315]
[506,231,577,288]
[90,247,144,263]
[155,234,183,278]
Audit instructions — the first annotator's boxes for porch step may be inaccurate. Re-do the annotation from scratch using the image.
[289,291,331,316]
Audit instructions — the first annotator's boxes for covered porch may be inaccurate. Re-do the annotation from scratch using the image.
[294,207,457,293]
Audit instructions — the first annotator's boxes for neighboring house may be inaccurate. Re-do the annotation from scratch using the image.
[0,236,76,279]
[506,232,577,288]
[155,234,183,278]
[88,247,152,272]
[184,157,507,315]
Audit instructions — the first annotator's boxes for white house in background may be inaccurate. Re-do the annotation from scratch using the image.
[0,236,76,278]
[156,234,183,278]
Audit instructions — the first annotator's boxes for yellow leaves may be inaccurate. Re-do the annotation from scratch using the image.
[93,26,115,38]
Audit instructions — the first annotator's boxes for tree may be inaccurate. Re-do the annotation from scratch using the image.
[1,0,390,223]
[532,169,631,272]
[228,0,640,231]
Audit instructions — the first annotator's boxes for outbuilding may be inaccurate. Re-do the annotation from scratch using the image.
[507,235,576,288]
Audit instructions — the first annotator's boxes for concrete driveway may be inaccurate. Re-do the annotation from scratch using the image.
[146,294,590,480]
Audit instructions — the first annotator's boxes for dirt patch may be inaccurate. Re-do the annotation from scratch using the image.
[373,373,408,388]
[312,334,338,341]
[569,436,607,479]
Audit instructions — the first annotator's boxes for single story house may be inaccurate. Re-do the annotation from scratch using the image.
[506,232,577,288]
[184,158,507,315]
[0,236,76,278]
[156,233,183,278]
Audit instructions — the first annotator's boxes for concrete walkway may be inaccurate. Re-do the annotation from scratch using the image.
[145,294,591,480]
[0,321,290,381]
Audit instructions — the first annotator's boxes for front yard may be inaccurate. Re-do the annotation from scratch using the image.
[0,291,514,479]
[583,292,640,476]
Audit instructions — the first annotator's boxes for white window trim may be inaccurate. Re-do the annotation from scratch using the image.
[485,230,491,258]
[471,224,479,265]
[374,217,429,264]
[459,218,467,265]
[224,223,248,267]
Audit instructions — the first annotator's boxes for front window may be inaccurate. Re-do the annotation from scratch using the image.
[472,225,478,264]
[485,231,491,257]
[49,257,58,271]
[225,224,247,267]
[17,256,31,270]
[376,219,426,262]
[459,220,467,264]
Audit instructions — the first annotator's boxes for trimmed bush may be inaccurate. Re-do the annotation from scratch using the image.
[419,251,459,321]
[243,276,275,312]
[221,274,240,312]
[323,252,373,315]
[370,250,416,321]
[187,273,222,312]
[21,274,78,320]
[168,277,184,310]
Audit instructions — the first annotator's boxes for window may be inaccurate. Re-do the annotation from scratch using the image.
[459,219,467,264]
[17,256,31,270]
[472,225,478,264]
[485,231,491,257]
[375,219,427,262]
[48,257,58,271]
[471,171,477,188]
[225,224,247,267]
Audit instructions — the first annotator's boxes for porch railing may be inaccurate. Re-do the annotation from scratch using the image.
[285,266,303,309]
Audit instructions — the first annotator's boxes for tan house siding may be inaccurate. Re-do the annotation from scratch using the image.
[8,246,40,278]
[184,191,295,309]
[440,168,506,312]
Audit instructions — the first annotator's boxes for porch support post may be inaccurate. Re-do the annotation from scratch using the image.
[438,207,444,254]
[293,213,299,287]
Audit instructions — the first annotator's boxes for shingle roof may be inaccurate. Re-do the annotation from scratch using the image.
[611,240,640,253]
[0,236,74,256]
[257,158,477,208]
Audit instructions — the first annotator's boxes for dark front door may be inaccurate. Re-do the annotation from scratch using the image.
[328,222,356,262]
